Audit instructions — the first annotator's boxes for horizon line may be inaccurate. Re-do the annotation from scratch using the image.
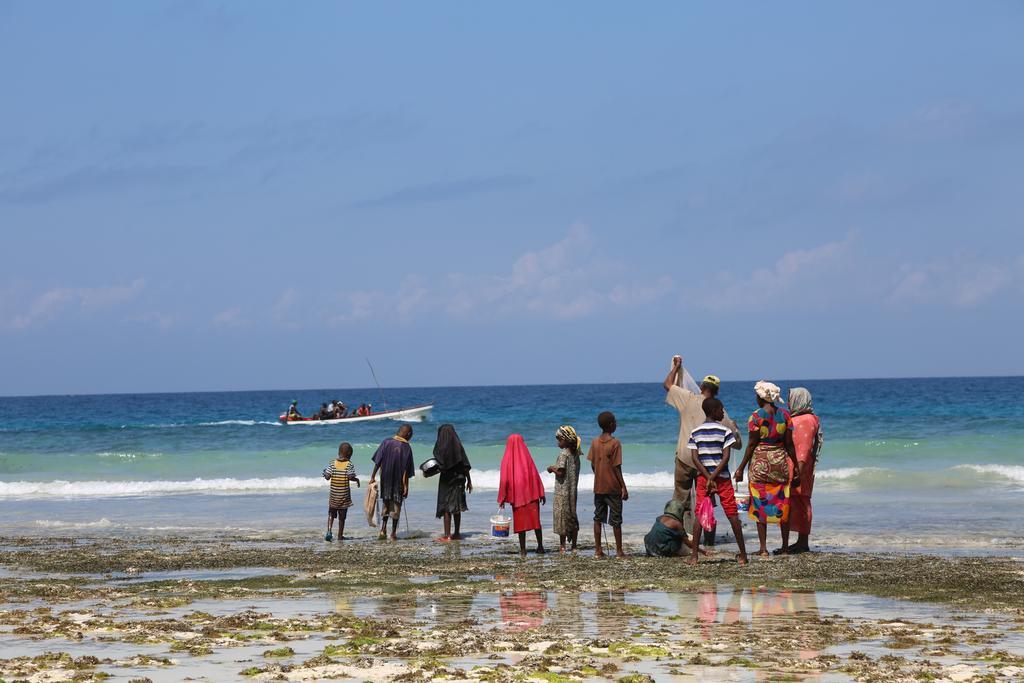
[2,372,1021,400]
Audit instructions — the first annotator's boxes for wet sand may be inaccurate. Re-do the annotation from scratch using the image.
[2,532,1023,681]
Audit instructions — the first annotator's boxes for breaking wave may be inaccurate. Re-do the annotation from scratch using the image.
[953,464,1024,483]
[0,477,323,499]
[469,470,675,491]
[3,463,1021,500]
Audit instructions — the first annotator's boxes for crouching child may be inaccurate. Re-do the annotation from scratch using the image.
[643,499,706,558]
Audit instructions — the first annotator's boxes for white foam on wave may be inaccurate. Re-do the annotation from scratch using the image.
[197,420,281,427]
[96,451,162,459]
[34,518,113,529]
[7,464,1019,500]
[815,467,885,480]
[954,464,1024,483]
[0,471,677,499]
[468,469,674,491]
[0,477,324,499]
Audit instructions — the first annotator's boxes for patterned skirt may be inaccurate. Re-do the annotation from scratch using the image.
[749,482,791,525]
[749,443,791,525]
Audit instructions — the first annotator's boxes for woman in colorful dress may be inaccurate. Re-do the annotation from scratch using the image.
[787,387,822,554]
[433,424,473,541]
[735,380,801,557]
[498,434,546,557]
[547,425,582,553]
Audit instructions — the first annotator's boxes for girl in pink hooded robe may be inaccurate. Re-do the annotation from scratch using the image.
[498,434,546,557]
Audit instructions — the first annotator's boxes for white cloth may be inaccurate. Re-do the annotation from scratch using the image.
[667,357,741,463]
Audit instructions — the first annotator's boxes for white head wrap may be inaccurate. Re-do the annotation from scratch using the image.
[754,380,781,404]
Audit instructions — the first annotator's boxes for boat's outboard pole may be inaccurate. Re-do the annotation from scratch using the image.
[365,358,389,411]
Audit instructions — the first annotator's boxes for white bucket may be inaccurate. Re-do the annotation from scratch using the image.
[490,512,511,537]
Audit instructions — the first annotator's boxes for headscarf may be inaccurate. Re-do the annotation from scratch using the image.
[555,425,583,456]
[754,380,782,404]
[497,434,545,508]
[433,424,471,473]
[788,387,813,416]
[788,387,824,460]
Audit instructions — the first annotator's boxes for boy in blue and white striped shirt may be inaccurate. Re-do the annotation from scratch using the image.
[687,397,748,566]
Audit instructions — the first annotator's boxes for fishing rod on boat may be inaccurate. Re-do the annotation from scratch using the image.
[365,358,389,411]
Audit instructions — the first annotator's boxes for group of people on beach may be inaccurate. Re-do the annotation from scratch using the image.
[320,354,823,563]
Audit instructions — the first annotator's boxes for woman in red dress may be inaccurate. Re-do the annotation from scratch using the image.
[498,434,546,557]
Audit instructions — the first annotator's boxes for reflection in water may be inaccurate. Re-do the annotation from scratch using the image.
[693,588,823,678]
[499,591,547,631]
[341,585,821,646]
[595,591,627,638]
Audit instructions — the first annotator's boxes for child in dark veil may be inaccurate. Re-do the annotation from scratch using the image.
[433,424,473,541]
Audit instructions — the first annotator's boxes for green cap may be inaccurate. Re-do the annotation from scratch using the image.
[701,375,721,390]
[663,499,686,523]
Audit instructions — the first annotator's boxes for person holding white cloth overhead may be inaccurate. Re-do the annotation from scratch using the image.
[662,355,742,531]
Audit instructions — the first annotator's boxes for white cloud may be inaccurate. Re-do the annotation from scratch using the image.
[691,233,858,310]
[888,255,1022,309]
[316,224,674,325]
[269,288,300,329]
[212,306,246,327]
[4,279,145,330]
[134,311,176,331]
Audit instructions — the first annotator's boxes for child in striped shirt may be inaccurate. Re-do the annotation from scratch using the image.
[323,442,359,542]
[687,397,748,566]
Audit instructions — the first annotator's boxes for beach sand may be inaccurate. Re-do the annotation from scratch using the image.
[2,531,1023,681]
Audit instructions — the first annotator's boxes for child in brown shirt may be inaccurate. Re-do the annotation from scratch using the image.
[587,411,628,558]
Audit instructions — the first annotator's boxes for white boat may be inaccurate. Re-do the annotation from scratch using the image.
[278,404,433,425]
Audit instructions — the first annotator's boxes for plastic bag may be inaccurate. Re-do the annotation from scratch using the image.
[697,496,716,532]
[671,355,702,395]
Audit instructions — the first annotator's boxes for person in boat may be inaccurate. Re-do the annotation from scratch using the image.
[334,400,348,419]
[287,400,302,420]
[369,424,415,541]
[317,403,331,420]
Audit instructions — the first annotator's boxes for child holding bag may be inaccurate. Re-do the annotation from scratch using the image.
[688,397,748,566]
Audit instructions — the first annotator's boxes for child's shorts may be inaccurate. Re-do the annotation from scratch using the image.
[593,493,623,526]
[695,475,738,517]
[328,507,349,518]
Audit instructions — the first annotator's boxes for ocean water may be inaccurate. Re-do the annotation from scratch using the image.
[1,377,1022,554]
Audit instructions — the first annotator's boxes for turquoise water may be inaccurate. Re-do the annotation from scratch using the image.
[1,378,1022,552]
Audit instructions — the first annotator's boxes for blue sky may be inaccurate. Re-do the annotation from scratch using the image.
[2,2,1023,395]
